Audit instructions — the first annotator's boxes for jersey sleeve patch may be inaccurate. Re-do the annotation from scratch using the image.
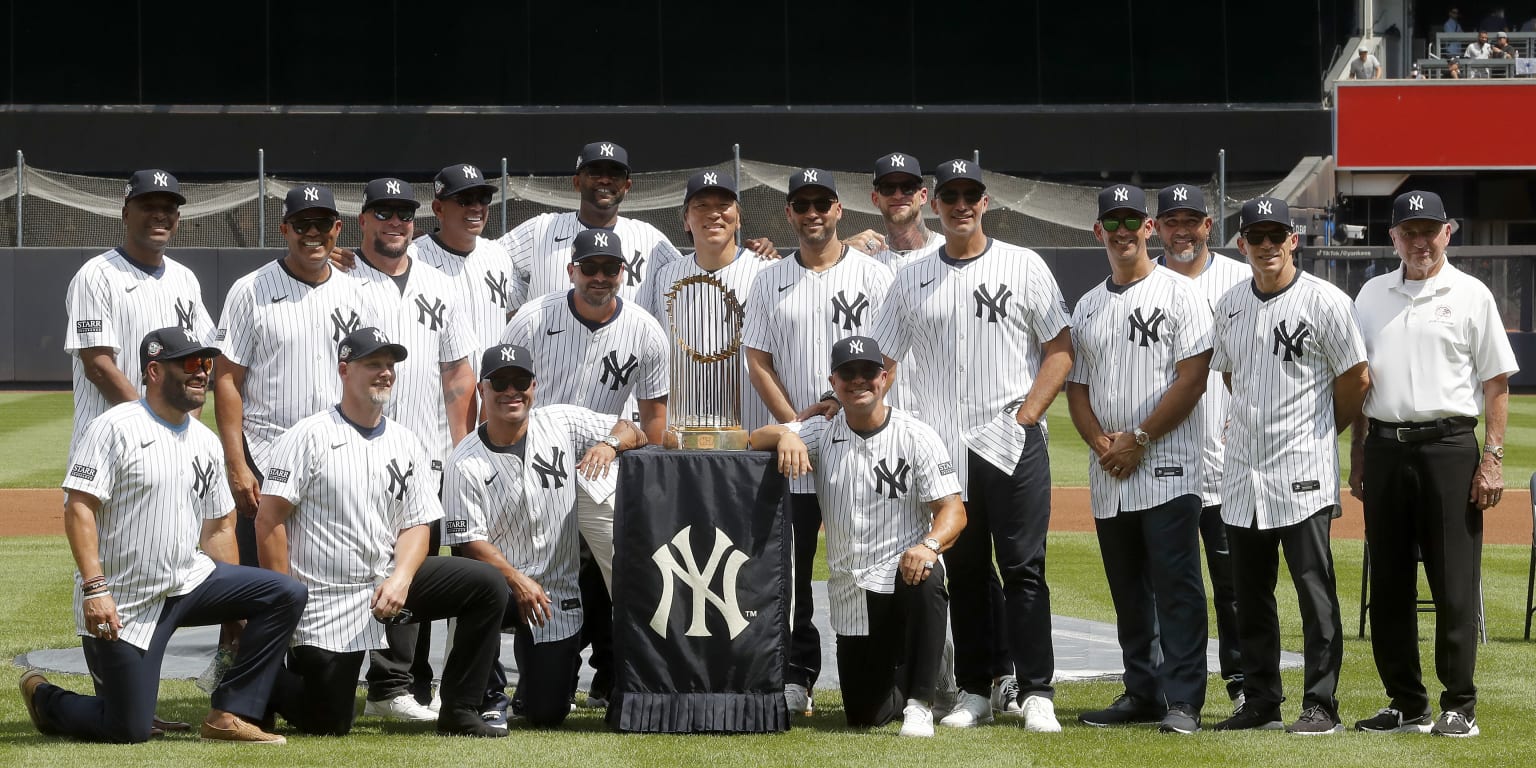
[445,519,469,535]
[937,461,955,475]
[69,464,98,481]
[266,468,291,483]
[75,320,103,334]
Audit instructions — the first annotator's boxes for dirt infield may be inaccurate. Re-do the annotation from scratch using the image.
[3,487,1529,545]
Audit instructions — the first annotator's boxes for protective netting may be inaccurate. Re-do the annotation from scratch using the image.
[0,162,1280,250]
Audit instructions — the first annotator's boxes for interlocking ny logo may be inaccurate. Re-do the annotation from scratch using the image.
[951,160,967,173]
[385,180,401,195]
[847,339,865,355]
[1272,319,1311,362]
[600,143,615,157]
[1172,186,1188,201]
[330,309,360,342]
[462,165,479,179]
[831,290,870,330]
[1113,187,1129,202]
[191,455,217,499]
[500,346,517,362]
[802,169,818,183]
[485,272,510,309]
[628,253,645,286]
[649,525,751,639]
[175,298,196,331]
[973,283,1012,323]
[1409,194,1425,211]
[1127,307,1168,347]
[531,447,567,489]
[594,232,609,248]
[703,172,718,185]
[873,457,913,499]
[600,351,639,390]
[414,295,446,330]
[386,458,414,501]
[1257,200,1274,216]
[889,154,906,168]
[304,186,319,202]
[153,171,170,187]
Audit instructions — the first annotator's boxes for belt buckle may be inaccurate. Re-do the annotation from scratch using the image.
[1395,427,1413,442]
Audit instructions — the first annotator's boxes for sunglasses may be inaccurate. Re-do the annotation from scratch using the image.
[369,207,416,223]
[937,189,984,205]
[789,197,836,214]
[1099,216,1145,232]
[449,191,494,207]
[488,374,535,393]
[875,181,922,196]
[160,356,213,374]
[834,362,886,381]
[1242,229,1291,245]
[577,261,624,277]
[289,216,338,234]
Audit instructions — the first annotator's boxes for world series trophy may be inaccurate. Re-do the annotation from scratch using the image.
[664,273,750,450]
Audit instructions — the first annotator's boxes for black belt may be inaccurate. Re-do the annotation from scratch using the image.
[1368,416,1477,443]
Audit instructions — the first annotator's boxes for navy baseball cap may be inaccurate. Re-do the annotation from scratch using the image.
[933,159,985,192]
[1098,184,1147,217]
[481,344,535,379]
[684,170,738,205]
[830,336,885,372]
[124,169,186,205]
[787,168,837,198]
[139,327,218,372]
[874,152,922,182]
[576,141,630,172]
[282,184,339,218]
[338,327,408,363]
[362,178,420,211]
[1391,190,1449,226]
[1156,184,1207,216]
[434,163,496,199]
[1239,197,1293,231]
[570,228,626,263]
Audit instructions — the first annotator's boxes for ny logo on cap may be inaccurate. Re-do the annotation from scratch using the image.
[501,347,516,362]
[1114,187,1129,202]
[153,172,170,187]
[889,154,906,168]
[182,328,198,343]
[385,180,401,195]
[462,165,478,179]
[803,170,818,183]
[1173,186,1188,201]
[703,172,718,185]
[1257,200,1274,215]
[848,339,864,354]
[951,161,967,173]
[1409,195,1425,211]
[304,187,319,202]
[594,232,609,248]
[372,329,388,343]
[600,143,615,157]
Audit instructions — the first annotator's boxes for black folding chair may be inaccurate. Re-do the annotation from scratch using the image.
[1525,472,1536,640]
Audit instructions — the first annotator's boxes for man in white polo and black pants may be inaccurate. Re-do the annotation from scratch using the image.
[1350,191,1517,738]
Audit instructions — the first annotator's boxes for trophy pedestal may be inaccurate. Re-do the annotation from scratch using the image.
[665,427,751,451]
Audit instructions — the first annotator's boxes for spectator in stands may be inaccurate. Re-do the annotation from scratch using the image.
[1445,58,1462,78]
[1444,8,1463,56]
[1465,31,1495,78]
[1490,31,1518,58]
[1350,45,1383,79]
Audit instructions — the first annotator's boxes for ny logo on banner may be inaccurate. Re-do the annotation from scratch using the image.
[601,351,639,390]
[649,525,751,639]
[331,308,360,342]
[873,457,913,499]
[191,455,218,499]
[1127,307,1168,347]
[175,298,196,331]
[1272,319,1311,362]
[485,272,510,309]
[831,290,870,330]
[531,447,567,489]
[415,295,446,330]
[628,252,645,286]
[386,458,414,501]
[973,283,1013,323]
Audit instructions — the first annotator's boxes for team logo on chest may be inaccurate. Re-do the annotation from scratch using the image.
[600,351,639,390]
[175,298,197,331]
[973,283,1012,323]
[414,294,447,330]
[531,447,567,489]
[485,272,510,309]
[331,308,361,342]
[191,456,218,499]
[628,252,645,287]
[1272,319,1311,362]
[386,458,414,501]
[1127,307,1168,347]
[831,290,870,330]
[873,457,913,499]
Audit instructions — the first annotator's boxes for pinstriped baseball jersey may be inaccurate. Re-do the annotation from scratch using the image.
[217,260,375,469]
[1067,266,1212,517]
[789,409,960,635]
[870,239,1071,498]
[65,249,216,450]
[873,230,942,274]
[1211,271,1367,529]
[61,401,233,650]
[413,233,525,373]
[1160,252,1250,506]
[263,407,442,653]
[350,255,476,465]
[441,406,617,643]
[497,213,682,304]
[638,249,772,432]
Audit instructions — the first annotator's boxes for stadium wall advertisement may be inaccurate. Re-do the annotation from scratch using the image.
[1335,81,1536,171]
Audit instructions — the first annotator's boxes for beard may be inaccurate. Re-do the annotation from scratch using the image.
[368,389,393,406]
[160,373,205,413]
[1164,239,1204,263]
[372,234,409,260]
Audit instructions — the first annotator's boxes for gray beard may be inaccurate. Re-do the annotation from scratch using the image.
[369,391,392,407]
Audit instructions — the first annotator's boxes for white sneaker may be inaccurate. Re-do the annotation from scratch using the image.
[1021,695,1062,733]
[899,703,935,737]
[784,683,813,716]
[939,691,993,727]
[428,684,441,714]
[363,693,438,722]
[991,674,1023,716]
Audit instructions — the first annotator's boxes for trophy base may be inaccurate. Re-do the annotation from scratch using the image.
[665,427,751,451]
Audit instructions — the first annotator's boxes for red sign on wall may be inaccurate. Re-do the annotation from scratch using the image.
[1335,81,1536,170]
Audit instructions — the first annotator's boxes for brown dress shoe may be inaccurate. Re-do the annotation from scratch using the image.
[199,716,287,744]
[19,669,57,735]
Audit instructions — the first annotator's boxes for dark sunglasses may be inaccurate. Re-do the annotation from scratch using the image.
[875,181,922,196]
[577,261,624,277]
[488,374,535,392]
[937,189,984,205]
[160,356,213,374]
[1100,216,1145,232]
[449,191,494,207]
[1242,229,1291,245]
[834,362,886,381]
[369,207,416,223]
[789,197,836,214]
[289,216,338,234]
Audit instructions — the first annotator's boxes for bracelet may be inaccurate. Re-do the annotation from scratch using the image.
[83,591,112,601]
[82,577,108,592]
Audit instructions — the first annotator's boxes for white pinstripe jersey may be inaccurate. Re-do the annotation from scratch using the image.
[638,249,773,433]
[351,255,477,465]
[65,249,216,450]
[1068,266,1212,517]
[871,239,1071,498]
[790,409,960,636]
[217,260,375,469]
[441,407,617,643]
[263,407,442,653]
[62,401,233,650]
[412,233,525,375]
[497,212,683,304]
[1160,252,1250,506]
[873,230,943,274]
[1211,271,1367,530]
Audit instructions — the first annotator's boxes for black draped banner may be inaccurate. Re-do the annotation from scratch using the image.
[607,448,792,733]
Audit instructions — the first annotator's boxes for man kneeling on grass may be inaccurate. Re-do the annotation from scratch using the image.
[749,335,965,737]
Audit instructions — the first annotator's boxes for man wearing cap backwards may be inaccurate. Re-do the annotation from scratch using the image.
[21,328,306,745]
[749,335,965,738]
[444,344,647,728]
[744,168,896,716]
[841,152,944,272]
[1208,197,1369,735]
[1349,44,1383,79]
[1154,183,1250,714]
[1067,184,1212,734]
[254,327,508,738]
[872,159,1073,732]
[1349,191,1517,738]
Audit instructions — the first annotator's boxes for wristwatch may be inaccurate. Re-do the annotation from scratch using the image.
[1133,427,1151,447]
[1484,444,1504,461]
[601,435,622,451]
[922,537,941,554]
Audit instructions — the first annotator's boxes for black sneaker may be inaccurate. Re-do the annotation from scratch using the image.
[1430,710,1480,738]
[1211,700,1284,731]
[1354,707,1432,734]
[1158,703,1201,734]
[1079,693,1165,727]
[437,707,510,738]
[1286,705,1343,735]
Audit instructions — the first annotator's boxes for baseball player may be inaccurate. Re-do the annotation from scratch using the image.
[65,170,216,452]
[254,327,508,738]
[1350,191,1517,738]
[1208,197,1370,735]
[749,336,965,738]
[445,344,648,728]
[1067,185,1212,734]
[842,152,944,271]
[870,159,1073,732]
[22,328,305,745]
[1154,183,1249,712]
[743,168,896,716]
